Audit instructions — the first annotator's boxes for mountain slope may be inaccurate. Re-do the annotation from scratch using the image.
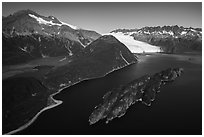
[3,77,49,134]
[2,9,101,65]
[45,35,138,89]
[111,25,202,53]
[3,35,138,134]
[2,34,84,65]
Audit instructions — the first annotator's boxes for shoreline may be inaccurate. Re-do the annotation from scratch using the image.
[136,53,202,65]
[5,52,202,134]
[5,61,136,135]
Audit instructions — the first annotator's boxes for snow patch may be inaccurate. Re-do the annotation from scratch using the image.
[60,21,78,30]
[137,30,142,33]
[43,32,52,36]
[78,41,86,47]
[41,53,49,58]
[19,47,28,52]
[65,45,73,56]
[59,57,67,62]
[127,31,137,35]
[11,26,15,34]
[144,31,150,34]
[28,14,78,30]
[163,30,174,35]
[191,29,196,32]
[29,14,61,26]
[181,31,187,35]
[60,83,66,87]
[168,31,174,35]
[119,51,129,64]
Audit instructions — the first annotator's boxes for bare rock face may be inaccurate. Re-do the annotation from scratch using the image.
[89,68,183,125]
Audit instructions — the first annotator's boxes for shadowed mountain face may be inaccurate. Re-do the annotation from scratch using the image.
[2,34,138,134]
[3,77,49,134]
[2,9,101,65]
[111,26,202,53]
[2,34,84,65]
[44,35,138,89]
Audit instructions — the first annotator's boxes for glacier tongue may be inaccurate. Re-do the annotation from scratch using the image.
[107,32,161,53]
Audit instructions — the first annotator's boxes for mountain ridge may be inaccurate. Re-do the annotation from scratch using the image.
[111,25,202,53]
[2,9,102,65]
[3,9,101,40]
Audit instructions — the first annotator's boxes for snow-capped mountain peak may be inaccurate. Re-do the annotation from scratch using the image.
[60,21,78,30]
[28,14,61,26]
[110,25,202,53]
[3,9,101,47]
[28,13,78,29]
[111,25,202,38]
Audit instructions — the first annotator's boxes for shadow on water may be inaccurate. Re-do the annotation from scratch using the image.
[18,54,202,135]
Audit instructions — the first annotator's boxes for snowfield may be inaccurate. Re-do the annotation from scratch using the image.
[106,32,161,53]
[28,14,78,30]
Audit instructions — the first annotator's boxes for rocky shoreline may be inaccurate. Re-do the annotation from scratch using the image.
[89,68,183,125]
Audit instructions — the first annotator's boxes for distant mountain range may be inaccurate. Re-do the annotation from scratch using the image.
[111,25,202,53]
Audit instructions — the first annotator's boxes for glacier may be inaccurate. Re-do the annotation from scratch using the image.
[107,32,161,53]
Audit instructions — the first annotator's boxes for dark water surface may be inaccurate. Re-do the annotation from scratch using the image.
[19,54,202,135]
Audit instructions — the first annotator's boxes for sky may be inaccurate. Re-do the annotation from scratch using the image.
[2,2,202,34]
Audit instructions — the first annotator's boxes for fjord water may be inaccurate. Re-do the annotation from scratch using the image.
[19,53,202,135]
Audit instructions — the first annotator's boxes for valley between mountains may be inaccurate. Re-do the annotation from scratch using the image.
[2,9,202,134]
